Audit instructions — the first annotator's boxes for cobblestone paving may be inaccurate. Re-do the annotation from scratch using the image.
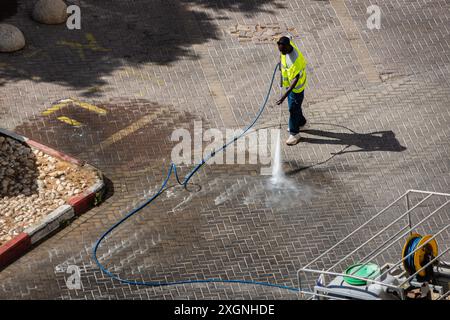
[0,0,449,299]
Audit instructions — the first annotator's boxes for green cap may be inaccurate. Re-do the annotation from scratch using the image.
[343,263,381,286]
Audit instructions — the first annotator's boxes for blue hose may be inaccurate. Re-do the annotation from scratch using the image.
[405,236,422,274]
[92,63,300,293]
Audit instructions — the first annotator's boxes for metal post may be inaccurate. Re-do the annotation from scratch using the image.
[406,192,412,235]
[278,62,283,130]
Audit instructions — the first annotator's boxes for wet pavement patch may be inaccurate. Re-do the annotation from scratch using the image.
[14,99,198,173]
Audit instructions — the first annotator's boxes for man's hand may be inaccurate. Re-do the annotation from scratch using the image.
[276,95,287,105]
[277,73,299,105]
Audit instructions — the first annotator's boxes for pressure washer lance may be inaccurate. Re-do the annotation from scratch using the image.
[278,62,283,130]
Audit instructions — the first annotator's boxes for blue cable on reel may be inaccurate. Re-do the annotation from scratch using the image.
[92,63,301,293]
[405,237,422,273]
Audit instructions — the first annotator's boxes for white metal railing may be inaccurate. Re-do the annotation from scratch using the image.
[296,190,450,300]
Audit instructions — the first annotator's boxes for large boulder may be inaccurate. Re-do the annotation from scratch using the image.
[0,24,25,52]
[32,0,68,25]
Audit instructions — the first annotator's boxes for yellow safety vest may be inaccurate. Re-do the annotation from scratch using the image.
[280,41,307,93]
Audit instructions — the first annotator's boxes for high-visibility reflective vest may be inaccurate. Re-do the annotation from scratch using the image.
[280,41,307,93]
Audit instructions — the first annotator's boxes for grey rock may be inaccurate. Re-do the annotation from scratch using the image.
[32,0,68,25]
[0,24,26,53]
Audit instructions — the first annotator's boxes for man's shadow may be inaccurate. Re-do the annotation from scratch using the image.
[286,128,406,176]
[300,129,407,155]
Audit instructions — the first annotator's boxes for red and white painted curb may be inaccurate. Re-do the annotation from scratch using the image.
[0,128,106,269]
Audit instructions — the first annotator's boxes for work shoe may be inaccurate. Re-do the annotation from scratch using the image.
[286,133,301,146]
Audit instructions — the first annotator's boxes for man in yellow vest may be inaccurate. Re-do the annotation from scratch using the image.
[276,36,308,146]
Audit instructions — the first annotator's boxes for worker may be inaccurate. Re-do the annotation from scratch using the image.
[276,36,308,146]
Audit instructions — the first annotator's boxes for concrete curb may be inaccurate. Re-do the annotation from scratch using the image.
[0,129,106,269]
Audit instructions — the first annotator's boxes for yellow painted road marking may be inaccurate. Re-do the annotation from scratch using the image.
[42,101,71,115]
[97,107,169,149]
[57,33,111,60]
[71,99,107,115]
[57,116,82,127]
[46,99,167,153]
[23,48,49,59]
[43,98,107,116]
[76,107,171,159]
[330,0,380,83]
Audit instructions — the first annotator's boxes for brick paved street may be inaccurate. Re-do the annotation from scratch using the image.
[0,0,449,299]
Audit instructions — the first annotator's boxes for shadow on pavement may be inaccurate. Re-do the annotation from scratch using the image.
[0,134,39,199]
[286,128,406,176]
[0,0,283,90]
[190,0,286,16]
[0,0,18,22]
[101,175,114,203]
[301,129,407,154]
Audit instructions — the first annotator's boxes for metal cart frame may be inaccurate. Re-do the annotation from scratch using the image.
[296,190,450,300]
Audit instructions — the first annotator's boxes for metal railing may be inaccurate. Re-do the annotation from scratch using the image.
[296,190,450,300]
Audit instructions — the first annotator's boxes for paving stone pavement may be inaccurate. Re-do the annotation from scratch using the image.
[0,0,449,299]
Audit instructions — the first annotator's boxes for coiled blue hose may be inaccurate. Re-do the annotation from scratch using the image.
[405,236,423,274]
[92,63,300,293]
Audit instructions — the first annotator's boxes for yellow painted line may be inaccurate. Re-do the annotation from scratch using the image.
[23,49,49,59]
[57,33,111,60]
[71,99,107,115]
[330,0,380,83]
[42,98,106,116]
[93,107,170,150]
[192,45,236,127]
[76,107,171,159]
[57,116,82,127]
[42,101,72,115]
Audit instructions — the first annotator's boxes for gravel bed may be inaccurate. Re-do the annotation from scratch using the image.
[0,135,99,245]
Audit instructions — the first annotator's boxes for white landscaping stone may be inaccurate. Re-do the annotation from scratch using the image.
[0,135,99,246]
[0,24,25,53]
[32,0,68,25]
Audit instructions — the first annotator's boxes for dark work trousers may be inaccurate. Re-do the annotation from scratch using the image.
[287,90,307,134]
